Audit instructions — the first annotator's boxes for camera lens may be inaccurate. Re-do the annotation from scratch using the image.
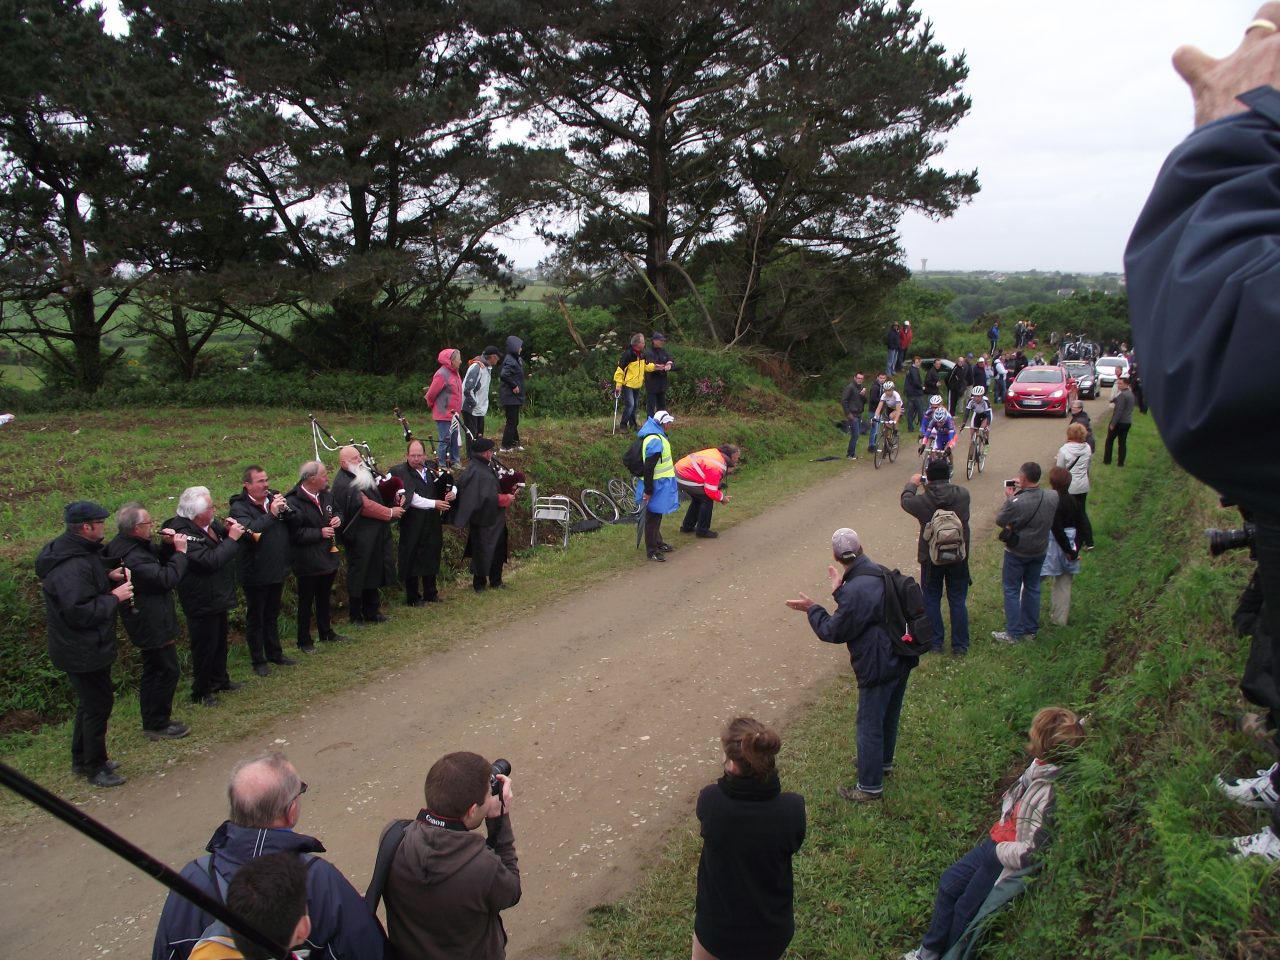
[489,758,511,796]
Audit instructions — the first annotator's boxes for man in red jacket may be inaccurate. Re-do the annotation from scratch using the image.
[675,444,741,538]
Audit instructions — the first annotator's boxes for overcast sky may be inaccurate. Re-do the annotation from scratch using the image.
[896,1,1263,273]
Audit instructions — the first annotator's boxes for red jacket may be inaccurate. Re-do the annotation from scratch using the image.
[675,448,729,502]
[425,349,463,422]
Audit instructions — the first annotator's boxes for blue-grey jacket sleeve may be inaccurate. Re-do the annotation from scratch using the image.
[1125,86,1280,512]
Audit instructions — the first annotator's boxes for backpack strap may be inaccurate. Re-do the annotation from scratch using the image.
[364,819,411,911]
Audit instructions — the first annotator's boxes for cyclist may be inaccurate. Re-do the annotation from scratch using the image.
[920,404,956,467]
[964,386,993,445]
[873,379,904,448]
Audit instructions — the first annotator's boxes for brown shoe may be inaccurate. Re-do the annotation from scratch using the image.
[836,784,883,803]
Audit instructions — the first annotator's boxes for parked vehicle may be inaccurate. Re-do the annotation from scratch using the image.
[1095,355,1130,388]
[1005,365,1077,417]
[1062,360,1097,400]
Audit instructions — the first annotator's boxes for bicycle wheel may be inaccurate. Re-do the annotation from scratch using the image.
[976,435,987,473]
[888,428,899,463]
[965,437,977,480]
[873,433,884,469]
[580,488,620,523]
[608,478,639,515]
[565,496,588,526]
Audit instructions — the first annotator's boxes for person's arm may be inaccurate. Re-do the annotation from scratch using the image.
[642,439,660,493]
[425,370,444,408]
[46,567,118,628]
[128,549,189,592]
[482,814,522,911]
[306,861,388,960]
[359,492,397,521]
[461,363,481,409]
[229,499,275,535]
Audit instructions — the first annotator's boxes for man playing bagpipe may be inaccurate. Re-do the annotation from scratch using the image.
[448,439,524,592]
[390,439,456,606]
[332,445,405,625]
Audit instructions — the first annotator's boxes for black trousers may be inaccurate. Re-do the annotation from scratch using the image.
[646,391,666,418]
[462,412,485,457]
[138,644,180,731]
[349,588,382,621]
[66,667,114,771]
[678,481,715,532]
[405,575,439,603]
[1103,422,1131,465]
[188,611,230,700]
[296,571,336,644]
[644,509,665,551]
[502,404,521,448]
[244,582,284,665]
[1076,491,1094,548]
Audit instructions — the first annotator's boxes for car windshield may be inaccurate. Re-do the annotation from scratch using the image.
[1097,357,1125,368]
[1063,363,1090,375]
[1015,369,1062,384]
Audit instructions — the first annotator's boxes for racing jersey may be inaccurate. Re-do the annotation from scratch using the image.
[922,411,955,448]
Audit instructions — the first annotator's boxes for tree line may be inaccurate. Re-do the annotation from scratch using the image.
[0,0,978,390]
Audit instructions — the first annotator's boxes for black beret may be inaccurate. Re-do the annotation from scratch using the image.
[471,437,496,453]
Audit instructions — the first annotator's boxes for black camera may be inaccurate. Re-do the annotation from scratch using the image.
[490,758,511,796]
[1206,523,1256,558]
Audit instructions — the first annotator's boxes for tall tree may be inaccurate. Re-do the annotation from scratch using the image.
[129,0,564,374]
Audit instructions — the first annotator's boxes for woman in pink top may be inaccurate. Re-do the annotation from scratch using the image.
[425,348,463,465]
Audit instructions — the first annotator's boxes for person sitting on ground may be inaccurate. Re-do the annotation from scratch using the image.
[900,707,1085,960]
[692,717,806,960]
[188,852,312,960]
[1043,467,1083,627]
[381,751,520,960]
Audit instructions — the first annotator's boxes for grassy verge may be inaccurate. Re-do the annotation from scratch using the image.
[562,417,1279,960]
[0,404,854,825]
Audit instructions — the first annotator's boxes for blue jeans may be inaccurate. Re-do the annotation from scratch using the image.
[435,419,459,464]
[886,349,898,375]
[920,838,1003,954]
[924,562,970,653]
[1002,551,1046,636]
[619,386,640,428]
[846,417,865,456]
[855,673,910,793]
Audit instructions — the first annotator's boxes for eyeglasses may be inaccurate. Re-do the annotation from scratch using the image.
[291,781,308,805]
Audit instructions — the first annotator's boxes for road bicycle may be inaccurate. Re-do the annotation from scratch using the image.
[872,416,900,469]
[919,437,953,477]
[965,423,989,480]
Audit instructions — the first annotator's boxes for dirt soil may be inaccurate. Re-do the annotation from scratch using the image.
[0,408,1071,959]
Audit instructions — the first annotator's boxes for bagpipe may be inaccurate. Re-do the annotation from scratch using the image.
[308,414,405,505]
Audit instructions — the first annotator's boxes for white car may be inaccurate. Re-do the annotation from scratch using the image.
[1094,355,1130,387]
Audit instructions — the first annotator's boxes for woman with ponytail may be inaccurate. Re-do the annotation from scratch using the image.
[693,717,806,960]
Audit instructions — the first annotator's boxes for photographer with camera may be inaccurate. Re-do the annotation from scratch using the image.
[378,752,519,960]
[1125,5,1280,859]
[229,466,296,677]
[991,463,1057,646]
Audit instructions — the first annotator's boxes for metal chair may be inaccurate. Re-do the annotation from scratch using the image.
[530,494,572,547]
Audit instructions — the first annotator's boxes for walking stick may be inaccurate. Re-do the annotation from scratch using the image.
[611,393,619,435]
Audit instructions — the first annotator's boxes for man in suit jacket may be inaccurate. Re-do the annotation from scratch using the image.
[390,439,455,606]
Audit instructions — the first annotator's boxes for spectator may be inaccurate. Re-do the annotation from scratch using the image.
[1055,422,1094,550]
[1102,377,1135,467]
[988,319,1000,355]
[675,444,740,539]
[425,348,464,467]
[381,751,519,960]
[901,459,972,656]
[924,359,944,400]
[35,500,134,787]
[1043,467,1084,627]
[449,438,514,591]
[693,718,806,960]
[636,411,679,562]
[331,446,404,625]
[498,336,525,453]
[904,357,925,434]
[785,528,918,802]
[188,852,311,960]
[106,502,191,743]
[461,346,502,459]
[284,461,346,652]
[228,466,295,677]
[1068,399,1095,451]
[992,354,1008,404]
[885,322,901,374]
[390,439,454,605]
[992,462,1058,644]
[152,751,386,960]
[900,708,1085,960]
[613,333,657,432]
[840,371,868,459]
[947,357,970,414]
[867,372,888,450]
[898,320,914,371]
[643,331,677,418]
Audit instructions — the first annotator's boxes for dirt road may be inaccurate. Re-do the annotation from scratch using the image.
[0,406,1078,959]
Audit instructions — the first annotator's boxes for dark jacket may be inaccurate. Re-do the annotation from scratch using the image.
[498,335,525,407]
[805,553,914,688]
[643,344,675,393]
[228,491,291,586]
[449,457,502,530]
[1125,85,1280,515]
[331,469,396,593]
[840,381,867,418]
[900,480,972,568]
[694,774,806,960]
[152,821,386,960]
[391,460,450,578]
[947,362,971,392]
[1051,491,1084,560]
[904,365,924,398]
[284,482,341,577]
[105,533,188,650]
[1069,410,1095,451]
[35,532,120,673]
[885,326,900,350]
[163,516,242,618]
[994,486,1059,558]
[383,813,520,960]
[925,365,944,396]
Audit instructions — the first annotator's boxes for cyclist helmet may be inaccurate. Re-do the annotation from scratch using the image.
[971,386,985,397]
[928,394,943,406]
[931,408,950,424]
[884,381,895,391]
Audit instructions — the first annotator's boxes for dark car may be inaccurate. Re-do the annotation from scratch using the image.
[1005,365,1078,417]
[1061,360,1097,400]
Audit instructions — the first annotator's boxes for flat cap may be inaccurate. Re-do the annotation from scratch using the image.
[65,500,109,524]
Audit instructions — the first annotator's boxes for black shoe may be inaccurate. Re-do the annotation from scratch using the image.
[270,656,297,667]
[424,595,443,603]
[298,643,317,654]
[367,613,389,623]
[407,599,428,607]
[695,530,718,539]
[320,632,349,643]
[88,768,127,788]
[489,582,506,589]
[73,759,122,777]
[679,527,695,534]
[194,694,221,707]
[658,542,675,552]
[144,721,191,741]
[220,680,246,692]
[253,663,271,678]
[474,584,487,593]
[648,550,666,562]
[348,616,367,627]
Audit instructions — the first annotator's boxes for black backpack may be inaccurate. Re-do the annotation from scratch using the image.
[850,564,933,657]
[622,437,646,478]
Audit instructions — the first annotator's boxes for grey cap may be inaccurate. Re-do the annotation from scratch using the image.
[832,528,861,561]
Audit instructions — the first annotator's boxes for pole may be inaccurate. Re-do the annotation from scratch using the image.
[611,393,619,436]
[0,762,291,959]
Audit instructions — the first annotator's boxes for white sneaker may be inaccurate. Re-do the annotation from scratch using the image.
[1232,826,1280,861]
[1216,763,1280,809]
[901,948,939,960]
[991,630,1020,644]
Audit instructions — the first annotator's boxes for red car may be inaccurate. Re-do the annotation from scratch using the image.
[1004,365,1078,417]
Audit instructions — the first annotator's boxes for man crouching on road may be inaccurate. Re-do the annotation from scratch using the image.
[382,752,520,960]
[785,529,916,803]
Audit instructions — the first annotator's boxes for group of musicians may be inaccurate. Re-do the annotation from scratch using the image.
[35,435,517,788]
